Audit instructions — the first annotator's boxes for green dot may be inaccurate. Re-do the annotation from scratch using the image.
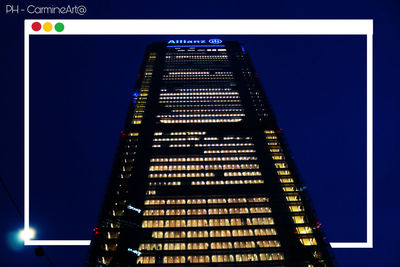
[54,23,64,32]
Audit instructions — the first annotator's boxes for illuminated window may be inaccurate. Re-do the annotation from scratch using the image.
[211,254,234,263]
[282,186,296,192]
[248,217,274,225]
[136,256,156,264]
[106,231,120,239]
[296,226,313,234]
[163,243,186,250]
[187,230,209,238]
[249,207,271,214]
[163,256,185,264]
[256,240,281,248]
[300,237,318,246]
[235,253,258,262]
[187,255,210,263]
[254,228,277,236]
[277,170,291,175]
[187,242,209,250]
[211,242,233,249]
[210,230,232,237]
[280,178,294,183]
[259,253,284,261]
[292,216,306,224]
[101,256,112,264]
[234,241,256,249]
[289,205,304,212]
[275,163,287,169]
[286,195,301,202]
[209,208,228,215]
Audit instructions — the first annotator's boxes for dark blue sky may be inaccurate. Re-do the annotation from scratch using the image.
[1,0,400,266]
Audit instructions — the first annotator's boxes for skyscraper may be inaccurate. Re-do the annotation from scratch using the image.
[88,40,333,266]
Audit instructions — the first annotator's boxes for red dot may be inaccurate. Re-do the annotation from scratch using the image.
[32,22,41,31]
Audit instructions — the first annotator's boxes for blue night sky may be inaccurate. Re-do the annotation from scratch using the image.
[1,0,400,266]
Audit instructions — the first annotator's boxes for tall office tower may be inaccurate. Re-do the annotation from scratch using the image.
[88,40,333,266]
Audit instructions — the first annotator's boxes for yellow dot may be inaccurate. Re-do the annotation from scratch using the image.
[43,22,53,32]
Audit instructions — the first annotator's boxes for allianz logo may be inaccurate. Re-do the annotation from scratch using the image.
[168,39,223,44]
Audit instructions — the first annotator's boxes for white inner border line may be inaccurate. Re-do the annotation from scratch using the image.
[24,19,373,248]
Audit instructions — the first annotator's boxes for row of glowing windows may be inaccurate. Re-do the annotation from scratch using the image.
[204,149,256,154]
[144,197,268,206]
[166,57,229,61]
[148,172,215,178]
[138,240,280,251]
[168,55,228,59]
[161,71,230,74]
[134,253,284,265]
[195,142,254,147]
[159,95,240,100]
[167,47,225,51]
[160,118,243,124]
[148,181,181,187]
[165,104,243,108]
[150,228,277,239]
[153,144,189,147]
[162,76,233,80]
[166,55,228,59]
[170,51,227,55]
[171,108,243,113]
[148,172,260,179]
[165,60,229,64]
[104,224,309,240]
[191,179,263,185]
[146,179,264,187]
[157,113,245,118]
[141,217,274,228]
[154,131,206,136]
[159,99,242,105]
[175,88,233,92]
[152,137,252,142]
[149,164,260,171]
[168,49,226,52]
[204,137,219,140]
[153,137,200,141]
[164,74,232,78]
[160,100,241,104]
[150,156,258,162]
[160,92,238,96]
[143,207,271,216]
[167,72,210,75]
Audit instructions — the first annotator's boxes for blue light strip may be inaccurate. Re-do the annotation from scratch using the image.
[166,45,225,48]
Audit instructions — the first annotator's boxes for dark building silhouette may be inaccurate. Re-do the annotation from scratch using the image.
[88,40,334,266]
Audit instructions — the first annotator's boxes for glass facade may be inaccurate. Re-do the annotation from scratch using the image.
[88,41,333,266]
